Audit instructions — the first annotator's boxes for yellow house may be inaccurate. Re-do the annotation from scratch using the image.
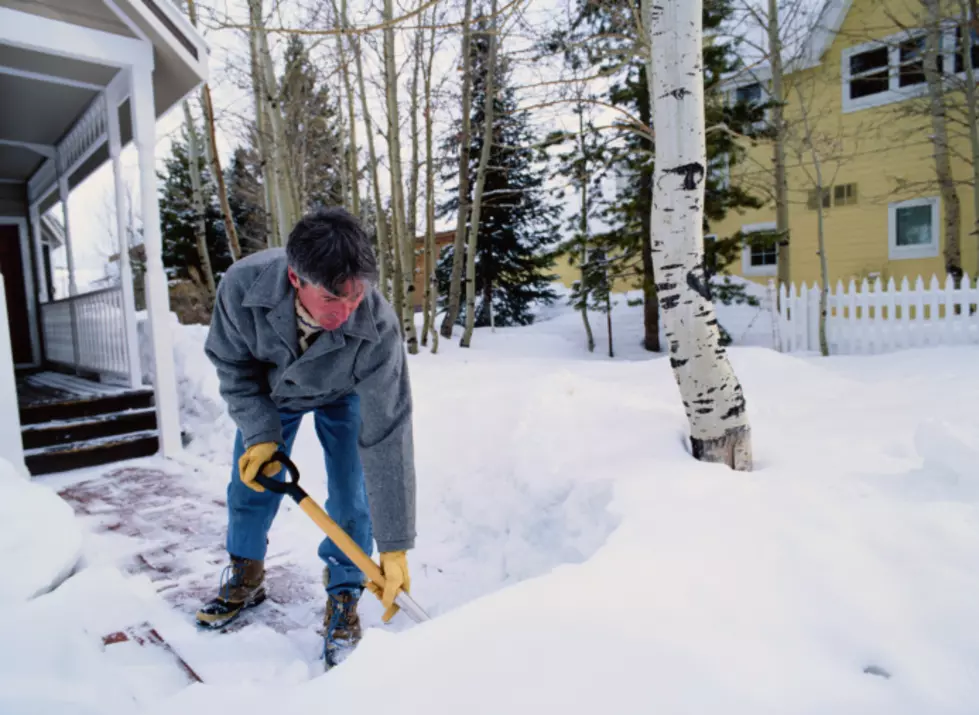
[713,0,979,288]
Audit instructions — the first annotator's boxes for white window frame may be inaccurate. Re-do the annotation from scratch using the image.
[724,79,769,131]
[842,22,975,113]
[888,196,940,260]
[740,221,778,277]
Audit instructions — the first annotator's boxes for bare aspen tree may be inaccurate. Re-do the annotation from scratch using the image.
[182,102,217,296]
[768,0,791,288]
[648,0,752,469]
[422,8,440,352]
[336,0,361,216]
[247,0,286,247]
[383,0,420,352]
[185,0,240,262]
[575,92,596,353]
[408,13,424,240]
[793,83,830,356]
[922,0,963,281]
[460,0,499,348]
[351,9,390,299]
[440,0,475,338]
[335,72,351,210]
[957,0,979,269]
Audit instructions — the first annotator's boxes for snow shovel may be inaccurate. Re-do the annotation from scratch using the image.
[255,451,431,624]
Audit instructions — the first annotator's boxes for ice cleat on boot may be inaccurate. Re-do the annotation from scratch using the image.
[322,588,363,669]
[195,555,266,629]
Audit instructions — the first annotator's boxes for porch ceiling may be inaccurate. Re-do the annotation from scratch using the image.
[1,0,133,37]
[0,144,44,183]
[0,73,99,147]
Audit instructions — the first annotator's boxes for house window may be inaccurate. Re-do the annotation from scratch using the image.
[848,45,890,99]
[834,183,858,206]
[736,82,763,105]
[953,25,979,74]
[807,188,831,210]
[889,197,939,260]
[740,221,778,277]
[897,35,927,87]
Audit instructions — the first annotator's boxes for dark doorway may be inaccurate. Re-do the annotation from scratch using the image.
[0,224,33,365]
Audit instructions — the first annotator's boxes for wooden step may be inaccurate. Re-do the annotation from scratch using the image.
[20,389,155,426]
[25,430,160,476]
[21,407,158,450]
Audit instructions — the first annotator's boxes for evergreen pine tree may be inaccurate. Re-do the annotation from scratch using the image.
[226,145,268,256]
[157,130,233,283]
[437,13,561,327]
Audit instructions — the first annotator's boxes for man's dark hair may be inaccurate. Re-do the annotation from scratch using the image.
[285,207,377,295]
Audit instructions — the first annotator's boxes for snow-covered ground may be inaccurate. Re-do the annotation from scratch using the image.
[5,281,979,714]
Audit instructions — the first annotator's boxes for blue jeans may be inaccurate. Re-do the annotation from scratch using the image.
[225,393,374,595]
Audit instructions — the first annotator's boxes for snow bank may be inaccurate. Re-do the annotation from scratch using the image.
[0,457,81,604]
[0,567,203,715]
[118,291,979,714]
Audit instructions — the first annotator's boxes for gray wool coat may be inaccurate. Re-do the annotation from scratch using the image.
[203,247,415,552]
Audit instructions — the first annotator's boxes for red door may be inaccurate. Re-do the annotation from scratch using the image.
[0,225,33,365]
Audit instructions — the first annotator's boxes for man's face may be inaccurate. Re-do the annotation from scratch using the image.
[288,267,365,331]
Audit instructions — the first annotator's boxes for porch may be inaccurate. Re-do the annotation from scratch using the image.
[0,1,208,476]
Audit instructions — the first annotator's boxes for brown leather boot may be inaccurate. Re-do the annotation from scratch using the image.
[321,567,364,668]
[195,555,266,629]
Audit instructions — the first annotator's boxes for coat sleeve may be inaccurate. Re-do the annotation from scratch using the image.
[204,279,283,449]
[352,302,416,553]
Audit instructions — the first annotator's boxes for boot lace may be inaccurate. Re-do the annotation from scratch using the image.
[218,560,246,601]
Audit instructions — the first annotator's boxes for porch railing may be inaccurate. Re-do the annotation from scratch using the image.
[40,287,130,379]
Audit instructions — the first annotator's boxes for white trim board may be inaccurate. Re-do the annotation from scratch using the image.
[0,216,40,368]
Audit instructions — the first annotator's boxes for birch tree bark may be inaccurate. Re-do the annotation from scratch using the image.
[408,14,424,240]
[957,0,979,272]
[421,11,439,352]
[922,0,962,281]
[351,15,390,299]
[248,9,279,247]
[768,0,791,289]
[440,0,475,338]
[185,0,240,262]
[648,0,752,470]
[460,0,498,348]
[576,100,596,353]
[383,0,420,353]
[181,102,217,296]
[337,0,361,216]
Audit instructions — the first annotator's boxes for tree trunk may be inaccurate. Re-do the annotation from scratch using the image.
[338,0,360,216]
[251,0,301,237]
[408,14,424,241]
[248,6,279,248]
[637,62,660,351]
[769,0,791,289]
[606,290,613,358]
[440,0,474,339]
[335,73,351,211]
[923,0,962,281]
[958,0,979,274]
[182,102,217,296]
[185,0,240,262]
[352,15,390,300]
[648,0,752,470]
[460,0,498,349]
[383,0,419,353]
[422,13,439,352]
[576,102,595,352]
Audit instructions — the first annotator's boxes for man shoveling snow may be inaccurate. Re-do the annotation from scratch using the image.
[195,207,417,667]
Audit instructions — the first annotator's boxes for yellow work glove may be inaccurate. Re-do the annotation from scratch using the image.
[238,442,282,492]
[365,550,410,623]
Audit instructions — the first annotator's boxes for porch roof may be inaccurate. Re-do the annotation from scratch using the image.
[0,0,208,201]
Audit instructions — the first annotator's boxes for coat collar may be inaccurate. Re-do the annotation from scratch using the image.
[240,252,381,349]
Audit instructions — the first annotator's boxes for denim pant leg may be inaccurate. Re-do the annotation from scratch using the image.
[313,393,374,595]
[226,409,306,561]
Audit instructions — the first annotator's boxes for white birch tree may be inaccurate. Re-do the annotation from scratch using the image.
[648,0,752,469]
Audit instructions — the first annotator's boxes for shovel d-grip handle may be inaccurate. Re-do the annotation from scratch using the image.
[254,451,431,623]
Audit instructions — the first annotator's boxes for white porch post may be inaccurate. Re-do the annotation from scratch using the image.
[130,65,182,458]
[29,205,48,303]
[106,81,143,389]
[0,274,28,478]
[56,171,77,297]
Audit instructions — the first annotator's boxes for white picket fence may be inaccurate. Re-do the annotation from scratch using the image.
[773,274,979,355]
